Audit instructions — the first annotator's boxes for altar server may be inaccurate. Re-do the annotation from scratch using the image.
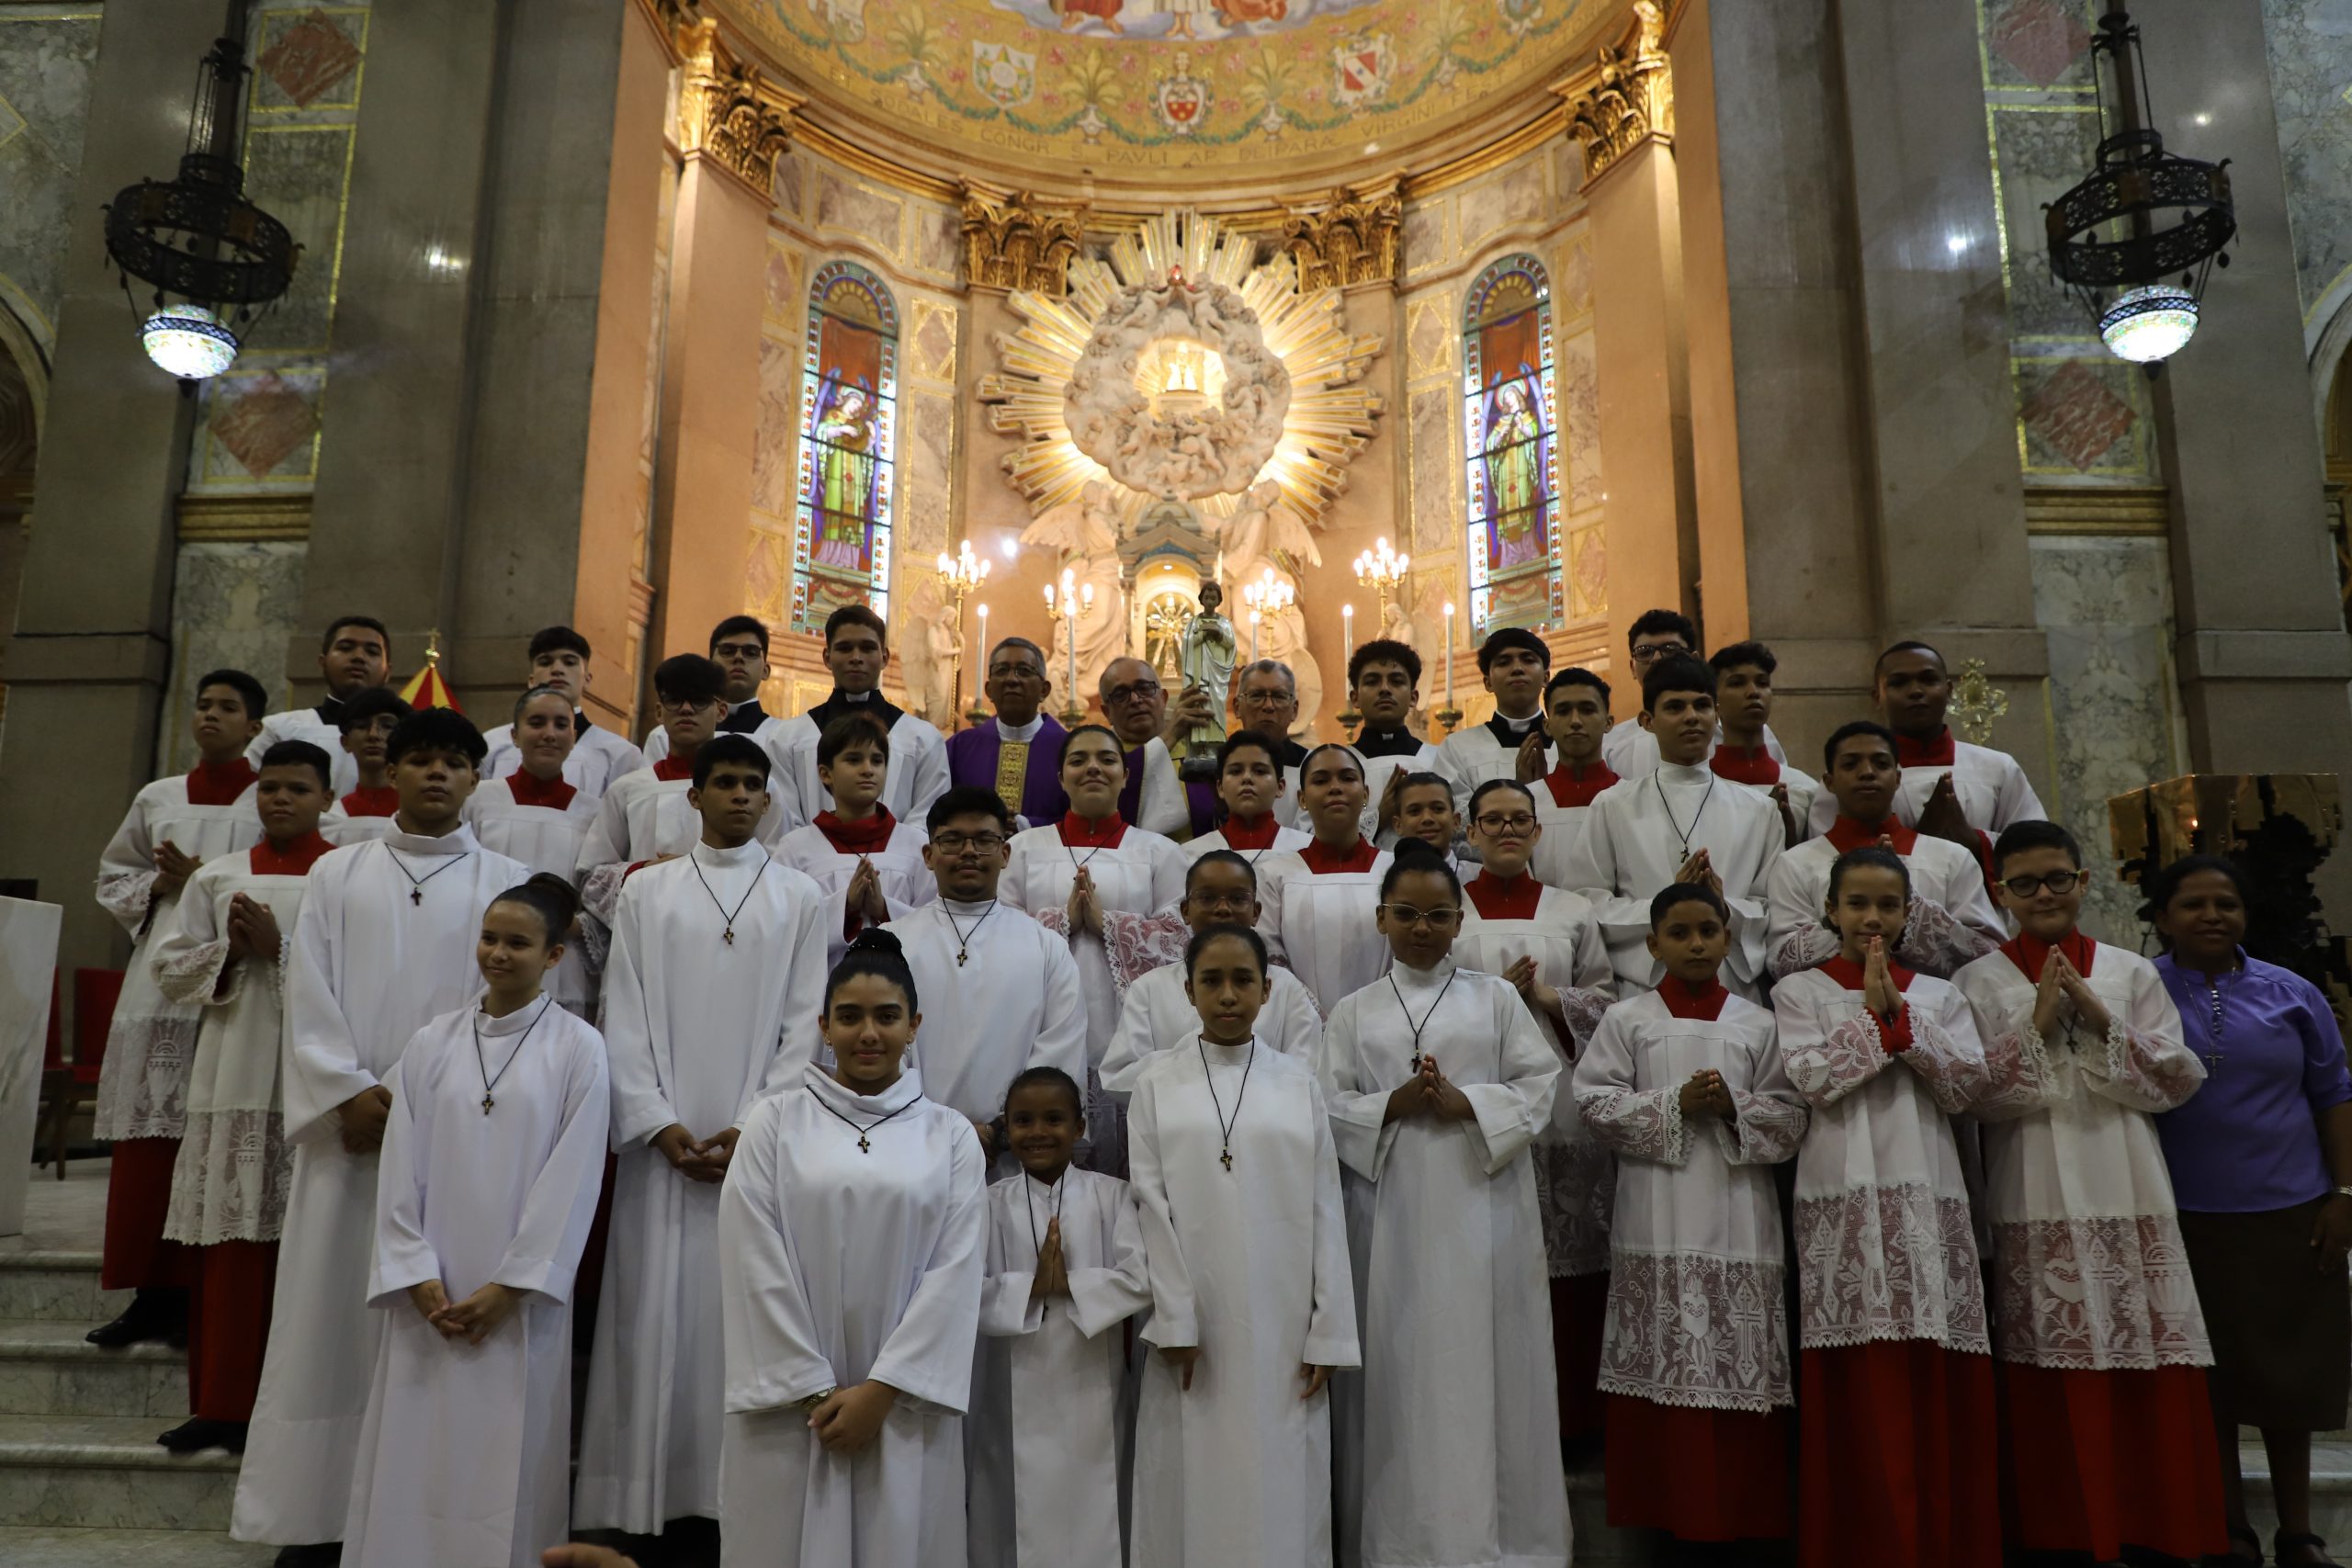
[1766,721,2003,979]
[1388,772,1464,868]
[323,686,413,842]
[1102,849,1324,1099]
[576,734,831,1541]
[1953,820,2223,1563]
[1256,744,1396,1015]
[879,788,1085,1173]
[765,605,949,827]
[478,625,646,794]
[944,636,1069,827]
[246,615,391,797]
[1575,883,1805,1549]
[717,931,988,1568]
[1430,627,1552,813]
[149,740,334,1455]
[1707,640,1818,845]
[970,1066,1153,1568]
[1527,667,1618,890]
[1345,639,1432,842]
[774,712,935,967]
[642,615,786,763]
[465,686,603,1018]
[1128,923,1360,1568]
[90,668,267,1349]
[1183,728,1310,868]
[1566,657,1782,998]
[1453,779,1615,1446]
[1600,610,1787,780]
[1807,639,2046,845]
[341,875,609,1568]
[1317,843,1570,1568]
[234,708,530,1555]
[1772,846,1999,1568]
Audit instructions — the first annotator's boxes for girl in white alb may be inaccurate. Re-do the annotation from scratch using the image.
[1255,744,1396,1016]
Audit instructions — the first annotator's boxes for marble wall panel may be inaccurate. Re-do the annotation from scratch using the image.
[910,202,961,280]
[2029,533,2183,942]
[2261,0,2352,322]
[1401,196,1449,281]
[750,334,798,519]
[158,542,310,773]
[1559,329,1603,509]
[0,11,99,353]
[814,172,904,262]
[903,389,954,558]
[1408,385,1453,556]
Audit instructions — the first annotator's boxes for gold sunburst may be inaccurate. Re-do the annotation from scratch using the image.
[977,209,1385,525]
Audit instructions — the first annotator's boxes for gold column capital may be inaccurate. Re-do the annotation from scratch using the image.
[674,17,798,197]
[1554,0,1673,193]
[1279,177,1404,290]
[959,180,1089,296]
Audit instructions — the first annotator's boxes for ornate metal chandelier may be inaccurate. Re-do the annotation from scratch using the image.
[2044,8,2233,368]
[103,17,300,383]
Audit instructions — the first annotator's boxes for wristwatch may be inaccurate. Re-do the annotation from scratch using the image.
[2334,1186,2352,1201]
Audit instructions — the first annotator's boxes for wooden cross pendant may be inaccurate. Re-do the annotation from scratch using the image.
[723,928,735,947]
[1220,1148,1233,1172]
[412,888,423,906]
[857,1134,872,1153]
[481,1094,494,1114]
[957,949,968,967]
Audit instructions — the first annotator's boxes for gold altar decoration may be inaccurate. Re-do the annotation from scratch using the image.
[1281,182,1404,291]
[960,182,1089,297]
[1948,658,2010,747]
[1558,0,1673,191]
[2110,773,2344,890]
[978,209,1384,527]
[675,19,798,197]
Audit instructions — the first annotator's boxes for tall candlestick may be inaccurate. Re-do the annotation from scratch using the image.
[1342,603,1354,653]
[971,604,989,724]
[1443,602,1456,705]
[1249,609,1261,665]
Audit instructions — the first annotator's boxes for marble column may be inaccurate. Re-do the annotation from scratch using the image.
[2132,0,2352,770]
[0,4,220,975]
[645,23,794,675]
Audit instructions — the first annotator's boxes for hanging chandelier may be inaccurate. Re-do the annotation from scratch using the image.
[2043,8,2233,368]
[102,17,299,384]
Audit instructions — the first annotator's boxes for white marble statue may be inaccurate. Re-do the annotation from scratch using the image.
[1022,482,1130,701]
[1177,581,1237,751]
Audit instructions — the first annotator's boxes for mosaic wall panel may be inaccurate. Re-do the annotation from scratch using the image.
[0,7,99,357]
[158,541,311,773]
[2261,0,2352,325]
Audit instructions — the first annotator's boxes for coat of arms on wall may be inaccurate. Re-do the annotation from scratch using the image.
[972,41,1035,108]
[1331,33,1394,108]
[1152,52,1211,135]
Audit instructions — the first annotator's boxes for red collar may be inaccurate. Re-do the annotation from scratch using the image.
[816,807,897,854]
[187,758,258,807]
[2001,929,2097,984]
[651,754,696,783]
[1708,744,1781,785]
[1818,953,1917,992]
[1825,813,1917,854]
[251,830,333,875]
[1465,870,1544,920]
[1300,835,1379,874]
[1544,761,1619,809]
[1658,976,1731,1021]
[1894,728,1957,768]
[1058,813,1129,850]
[505,769,578,810]
[1218,813,1283,851]
[340,784,399,818]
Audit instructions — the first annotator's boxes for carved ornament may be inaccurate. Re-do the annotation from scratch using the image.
[675,19,797,196]
[961,183,1089,296]
[1280,181,1403,290]
[1557,0,1673,192]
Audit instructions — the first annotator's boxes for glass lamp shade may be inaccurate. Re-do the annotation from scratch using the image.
[141,302,240,378]
[2098,284,2199,364]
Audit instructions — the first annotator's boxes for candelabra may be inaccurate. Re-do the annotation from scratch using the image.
[934,541,990,729]
[1044,568,1096,726]
[1239,569,1295,666]
[1352,536,1409,626]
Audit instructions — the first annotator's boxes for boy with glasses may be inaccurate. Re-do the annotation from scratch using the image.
[1601,609,1788,782]
[640,615,783,763]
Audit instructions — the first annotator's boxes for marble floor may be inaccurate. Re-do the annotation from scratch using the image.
[0,1157,109,1256]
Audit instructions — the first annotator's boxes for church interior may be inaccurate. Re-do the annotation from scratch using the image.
[2,0,2352,1562]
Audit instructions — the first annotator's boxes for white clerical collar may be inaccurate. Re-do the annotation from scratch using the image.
[1197,1035,1257,1061]
[803,1057,925,1116]
[1496,710,1541,733]
[727,696,759,717]
[1655,761,1713,786]
[1024,1169,1068,1199]
[995,714,1046,742]
[476,996,555,1037]
[693,837,769,868]
[842,689,876,704]
[383,824,478,855]
[1391,956,1458,993]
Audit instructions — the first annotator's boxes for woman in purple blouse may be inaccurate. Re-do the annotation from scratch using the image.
[2153,854,2352,1568]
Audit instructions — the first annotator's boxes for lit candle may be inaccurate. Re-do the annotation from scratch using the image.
[1062,570,1079,698]
[1443,601,1456,707]
[975,604,989,709]
[1342,603,1354,653]
[1249,609,1261,665]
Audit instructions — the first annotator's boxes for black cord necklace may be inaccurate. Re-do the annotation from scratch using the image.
[388,844,471,907]
[807,1082,921,1154]
[471,997,552,1114]
[1389,964,1460,1072]
[690,849,772,946]
[1024,1168,1067,1259]
[1195,1036,1256,1173]
[944,899,999,967]
[1650,770,1716,860]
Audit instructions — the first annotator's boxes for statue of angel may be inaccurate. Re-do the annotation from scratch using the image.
[1176,581,1237,757]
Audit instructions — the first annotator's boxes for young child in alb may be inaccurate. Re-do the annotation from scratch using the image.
[1182,728,1310,867]
[341,875,610,1568]
[1128,923,1358,1568]
[148,739,335,1456]
[1101,848,1324,1100]
[465,685,601,1019]
[1771,845,1999,1568]
[90,668,268,1351]
[1453,778,1617,1450]
[969,1066,1152,1568]
[1526,668,1618,890]
[773,712,935,967]
[1575,883,1805,1551]
[717,931,988,1568]
[1952,820,2223,1562]
[1317,841,1569,1568]
[1255,743,1396,1016]
[322,687,413,844]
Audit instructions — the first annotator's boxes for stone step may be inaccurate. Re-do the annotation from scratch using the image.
[0,1414,240,1531]
[0,1252,128,1326]
[0,1524,275,1565]
[0,1320,187,1418]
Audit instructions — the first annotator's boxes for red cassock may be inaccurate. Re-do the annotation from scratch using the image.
[1608,1394,1792,1541]
[1798,1340,2003,1568]
[1999,1360,2226,1560]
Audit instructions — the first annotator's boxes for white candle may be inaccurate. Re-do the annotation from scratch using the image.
[975,604,989,713]
[1443,601,1456,706]
[1342,603,1354,654]
[1249,609,1261,665]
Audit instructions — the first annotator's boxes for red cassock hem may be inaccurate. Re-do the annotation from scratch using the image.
[1553,1273,1609,1443]
[186,1241,277,1421]
[1605,1394,1791,1541]
[99,1137,191,1291]
[1798,1340,2003,1568]
[1997,1360,2227,1559]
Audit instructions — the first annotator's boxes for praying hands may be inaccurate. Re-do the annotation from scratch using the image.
[1383,1054,1475,1124]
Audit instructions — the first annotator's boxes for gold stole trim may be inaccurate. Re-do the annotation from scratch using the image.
[993,739,1029,815]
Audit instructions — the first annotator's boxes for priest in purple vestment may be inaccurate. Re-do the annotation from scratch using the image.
[944,636,1070,827]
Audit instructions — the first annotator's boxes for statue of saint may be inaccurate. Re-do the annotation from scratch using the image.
[1176,581,1236,768]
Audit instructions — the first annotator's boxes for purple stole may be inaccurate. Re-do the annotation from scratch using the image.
[945,716,1070,826]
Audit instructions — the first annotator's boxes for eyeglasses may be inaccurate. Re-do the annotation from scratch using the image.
[1474,812,1537,834]
[1378,903,1462,931]
[932,832,1008,854]
[1103,681,1163,705]
[2001,869,2083,897]
[654,695,719,716]
[1629,641,1690,666]
[1186,894,1256,916]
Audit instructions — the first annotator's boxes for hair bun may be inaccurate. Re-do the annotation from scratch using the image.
[1389,835,1446,864]
[846,928,905,957]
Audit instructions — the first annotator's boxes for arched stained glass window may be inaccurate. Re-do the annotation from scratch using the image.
[1462,256,1562,634]
[795,261,899,634]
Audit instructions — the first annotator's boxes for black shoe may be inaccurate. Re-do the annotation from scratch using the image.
[85,1287,181,1348]
[272,1544,343,1568]
[155,1417,229,1453]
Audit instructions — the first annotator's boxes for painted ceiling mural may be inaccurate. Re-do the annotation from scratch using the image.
[729,0,1616,179]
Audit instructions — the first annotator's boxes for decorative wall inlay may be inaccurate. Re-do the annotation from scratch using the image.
[960,181,1087,295]
[675,17,797,197]
[1281,181,1403,290]
[1558,0,1672,191]
[0,8,99,353]
[161,542,311,773]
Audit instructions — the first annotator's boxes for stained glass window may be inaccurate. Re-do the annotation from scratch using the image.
[795,261,899,635]
[1462,255,1562,634]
